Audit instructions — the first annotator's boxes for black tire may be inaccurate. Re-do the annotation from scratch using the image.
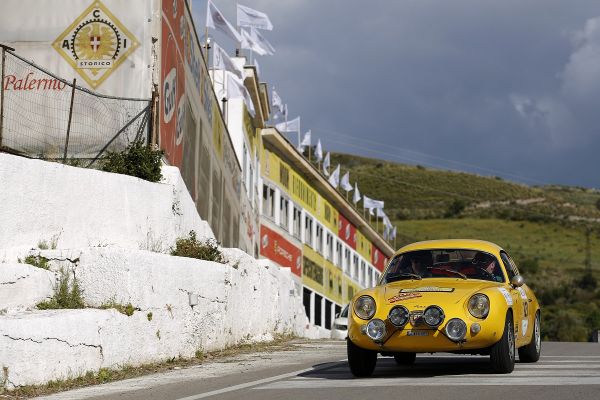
[490,312,516,373]
[393,352,416,365]
[347,339,377,377]
[518,311,541,363]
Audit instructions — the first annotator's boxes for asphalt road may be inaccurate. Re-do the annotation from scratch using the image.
[38,340,600,400]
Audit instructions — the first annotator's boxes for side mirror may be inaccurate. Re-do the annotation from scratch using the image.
[335,313,340,318]
[511,275,525,288]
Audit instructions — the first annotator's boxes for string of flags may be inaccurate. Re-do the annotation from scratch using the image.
[205,1,397,243]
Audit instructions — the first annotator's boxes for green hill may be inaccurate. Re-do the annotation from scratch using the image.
[329,152,600,341]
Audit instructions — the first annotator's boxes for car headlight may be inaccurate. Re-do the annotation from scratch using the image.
[468,294,490,319]
[388,306,409,327]
[366,319,386,341]
[445,318,467,342]
[354,295,376,320]
[423,305,445,327]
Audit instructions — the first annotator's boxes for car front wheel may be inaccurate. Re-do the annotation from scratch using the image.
[347,339,377,377]
[518,311,541,363]
[490,312,516,373]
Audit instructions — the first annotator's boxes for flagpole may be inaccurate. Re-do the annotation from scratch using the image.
[308,144,311,162]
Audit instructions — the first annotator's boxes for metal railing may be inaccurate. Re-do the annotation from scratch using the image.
[0,44,152,166]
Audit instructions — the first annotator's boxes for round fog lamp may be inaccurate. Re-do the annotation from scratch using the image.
[470,323,481,335]
[423,305,445,327]
[388,306,409,327]
[366,319,387,341]
[445,318,467,342]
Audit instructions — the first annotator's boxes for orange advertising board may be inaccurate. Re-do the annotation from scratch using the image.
[260,225,302,277]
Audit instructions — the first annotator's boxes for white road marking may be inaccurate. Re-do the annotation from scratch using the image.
[254,356,600,390]
[175,361,346,400]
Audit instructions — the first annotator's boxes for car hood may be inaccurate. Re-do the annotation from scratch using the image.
[383,278,501,305]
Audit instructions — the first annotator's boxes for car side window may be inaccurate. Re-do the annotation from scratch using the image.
[500,251,518,280]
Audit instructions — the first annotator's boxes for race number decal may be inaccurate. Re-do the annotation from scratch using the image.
[498,288,513,306]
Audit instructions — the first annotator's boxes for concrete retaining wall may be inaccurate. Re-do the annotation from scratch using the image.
[0,155,313,390]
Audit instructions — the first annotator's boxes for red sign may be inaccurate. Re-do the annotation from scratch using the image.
[337,214,357,250]
[260,225,302,277]
[372,244,387,272]
[160,0,185,168]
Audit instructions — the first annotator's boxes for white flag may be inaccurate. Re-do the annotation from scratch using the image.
[212,42,244,80]
[376,207,386,218]
[237,4,273,31]
[248,28,275,55]
[227,74,255,117]
[340,172,353,192]
[240,28,267,55]
[392,226,397,240]
[383,225,389,240]
[300,130,311,147]
[272,89,284,113]
[254,59,260,78]
[283,104,288,119]
[207,0,242,43]
[315,139,323,162]
[353,182,361,204]
[363,195,384,210]
[275,116,300,132]
[328,165,340,188]
[323,152,331,176]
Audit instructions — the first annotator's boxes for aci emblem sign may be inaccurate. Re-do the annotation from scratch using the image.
[52,0,140,89]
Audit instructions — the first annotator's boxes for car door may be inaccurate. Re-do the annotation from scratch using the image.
[500,251,529,346]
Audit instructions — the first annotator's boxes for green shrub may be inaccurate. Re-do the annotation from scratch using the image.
[444,199,467,218]
[24,255,50,270]
[37,270,85,310]
[101,141,163,182]
[171,231,226,263]
[147,312,153,321]
[519,258,539,274]
[576,272,597,290]
[100,301,136,316]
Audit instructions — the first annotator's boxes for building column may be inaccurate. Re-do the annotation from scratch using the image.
[274,188,281,225]
[300,209,306,243]
[309,291,315,325]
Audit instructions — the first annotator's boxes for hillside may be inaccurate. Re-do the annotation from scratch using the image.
[330,153,600,222]
[329,152,600,341]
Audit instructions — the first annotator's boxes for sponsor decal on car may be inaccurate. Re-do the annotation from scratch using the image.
[498,287,513,306]
[388,292,423,303]
[400,287,454,293]
[406,330,429,336]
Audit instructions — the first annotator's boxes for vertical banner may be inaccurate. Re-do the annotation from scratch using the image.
[371,244,387,272]
[337,214,357,250]
[160,0,185,167]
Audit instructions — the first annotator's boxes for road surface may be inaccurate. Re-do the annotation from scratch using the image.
[38,340,600,400]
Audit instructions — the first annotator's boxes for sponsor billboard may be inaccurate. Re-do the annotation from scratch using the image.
[260,225,302,277]
[0,0,154,98]
[337,213,357,250]
[371,244,387,272]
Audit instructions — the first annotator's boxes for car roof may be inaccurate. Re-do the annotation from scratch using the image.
[395,239,504,256]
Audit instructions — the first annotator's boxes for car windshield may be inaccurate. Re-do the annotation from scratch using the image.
[339,304,349,318]
[382,249,505,283]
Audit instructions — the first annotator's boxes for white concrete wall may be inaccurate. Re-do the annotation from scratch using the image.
[0,153,212,259]
[0,154,312,390]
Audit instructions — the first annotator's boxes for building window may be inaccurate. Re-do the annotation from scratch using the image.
[335,240,343,268]
[262,184,275,219]
[353,254,359,280]
[280,164,289,189]
[292,206,302,239]
[280,197,289,230]
[360,261,366,286]
[344,248,351,275]
[367,267,373,288]
[305,215,314,247]
[326,233,333,262]
[316,224,324,254]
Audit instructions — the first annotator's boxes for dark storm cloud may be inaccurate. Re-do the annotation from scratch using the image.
[192,0,600,188]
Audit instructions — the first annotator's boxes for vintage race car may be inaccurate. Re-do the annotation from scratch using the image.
[347,239,541,376]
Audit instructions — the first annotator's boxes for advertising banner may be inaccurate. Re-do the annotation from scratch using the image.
[260,225,302,277]
[0,0,154,98]
[337,213,357,250]
[372,244,387,272]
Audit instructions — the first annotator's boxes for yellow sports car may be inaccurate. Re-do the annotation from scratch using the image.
[348,239,541,376]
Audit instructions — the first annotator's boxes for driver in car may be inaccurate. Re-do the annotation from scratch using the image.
[408,251,433,278]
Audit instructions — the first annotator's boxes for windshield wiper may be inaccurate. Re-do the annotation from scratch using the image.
[386,273,422,282]
[439,269,467,280]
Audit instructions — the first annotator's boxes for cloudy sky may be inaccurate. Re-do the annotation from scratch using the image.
[193,0,600,189]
